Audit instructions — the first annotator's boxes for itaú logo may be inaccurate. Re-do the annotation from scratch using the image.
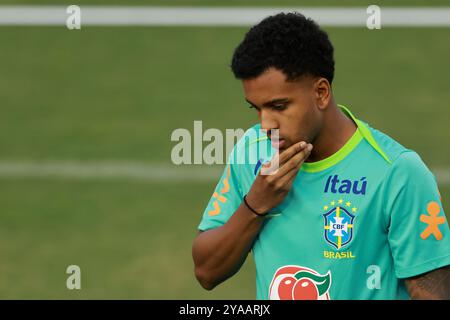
[324,175,367,195]
[269,265,332,300]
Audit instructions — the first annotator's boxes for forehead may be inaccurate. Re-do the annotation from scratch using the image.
[242,68,309,103]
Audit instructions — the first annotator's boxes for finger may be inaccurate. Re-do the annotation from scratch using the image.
[276,167,300,190]
[278,141,308,166]
[261,141,309,176]
[275,144,312,178]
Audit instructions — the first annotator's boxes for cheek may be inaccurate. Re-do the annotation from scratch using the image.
[300,106,322,141]
[282,108,316,142]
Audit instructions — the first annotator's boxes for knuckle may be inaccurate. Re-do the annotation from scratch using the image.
[266,177,276,187]
[275,181,286,191]
[286,159,297,169]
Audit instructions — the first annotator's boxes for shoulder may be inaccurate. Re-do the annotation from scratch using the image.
[356,121,437,196]
[363,121,433,175]
[363,121,410,163]
[371,125,433,180]
[230,123,274,165]
[385,150,437,193]
[371,139,437,203]
[234,123,264,150]
[391,151,433,176]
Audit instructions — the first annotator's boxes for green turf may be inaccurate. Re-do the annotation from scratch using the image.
[0,179,256,299]
[0,178,448,299]
[0,26,449,298]
[0,27,449,164]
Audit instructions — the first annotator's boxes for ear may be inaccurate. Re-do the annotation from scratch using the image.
[314,78,331,110]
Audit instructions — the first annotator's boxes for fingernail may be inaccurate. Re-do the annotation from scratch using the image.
[300,141,306,148]
[307,144,313,151]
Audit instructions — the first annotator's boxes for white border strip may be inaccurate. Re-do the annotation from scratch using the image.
[0,6,449,26]
[0,161,449,185]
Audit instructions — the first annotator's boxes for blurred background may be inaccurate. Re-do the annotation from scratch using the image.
[0,0,449,299]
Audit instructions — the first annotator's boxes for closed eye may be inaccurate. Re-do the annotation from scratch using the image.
[271,104,287,111]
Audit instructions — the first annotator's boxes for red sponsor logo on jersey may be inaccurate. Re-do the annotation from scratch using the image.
[269,265,332,300]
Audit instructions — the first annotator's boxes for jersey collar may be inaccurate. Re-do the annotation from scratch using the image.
[301,105,391,173]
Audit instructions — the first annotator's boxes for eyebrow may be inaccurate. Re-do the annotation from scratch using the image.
[246,98,290,108]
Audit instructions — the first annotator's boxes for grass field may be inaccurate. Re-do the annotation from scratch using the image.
[0,3,449,299]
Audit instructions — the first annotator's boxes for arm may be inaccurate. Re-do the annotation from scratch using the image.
[192,202,266,290]
[405,265,450,300]
[192,141,312,290]
[382,152,450,299]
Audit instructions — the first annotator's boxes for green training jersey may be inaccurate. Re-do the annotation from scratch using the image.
[198,105,450,300]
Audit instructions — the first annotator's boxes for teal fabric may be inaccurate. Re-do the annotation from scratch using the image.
[198,107,450,300]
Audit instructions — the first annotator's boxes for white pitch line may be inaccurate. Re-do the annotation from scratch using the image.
[0,161,222,182]
[0,6,449,26]
[431,168,450,186]
[0,161,449,186]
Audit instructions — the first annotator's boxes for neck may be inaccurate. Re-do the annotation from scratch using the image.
[306,103,357,163]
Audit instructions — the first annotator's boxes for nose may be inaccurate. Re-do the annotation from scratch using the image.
[260,110,279,135]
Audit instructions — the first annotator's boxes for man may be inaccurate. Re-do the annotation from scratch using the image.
[192,12,450,299]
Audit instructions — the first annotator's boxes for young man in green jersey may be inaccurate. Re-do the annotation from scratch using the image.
[192,12,450,299]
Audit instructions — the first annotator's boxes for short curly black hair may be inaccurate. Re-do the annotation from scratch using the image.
[231,12,335,84]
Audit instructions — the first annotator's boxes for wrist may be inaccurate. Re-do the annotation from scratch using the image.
[243,194,269,217]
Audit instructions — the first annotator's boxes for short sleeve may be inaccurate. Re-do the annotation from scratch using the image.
[198,156,244,232]
[385,151,450,279]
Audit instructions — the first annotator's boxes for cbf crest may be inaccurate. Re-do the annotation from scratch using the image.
[323,200,357,250]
